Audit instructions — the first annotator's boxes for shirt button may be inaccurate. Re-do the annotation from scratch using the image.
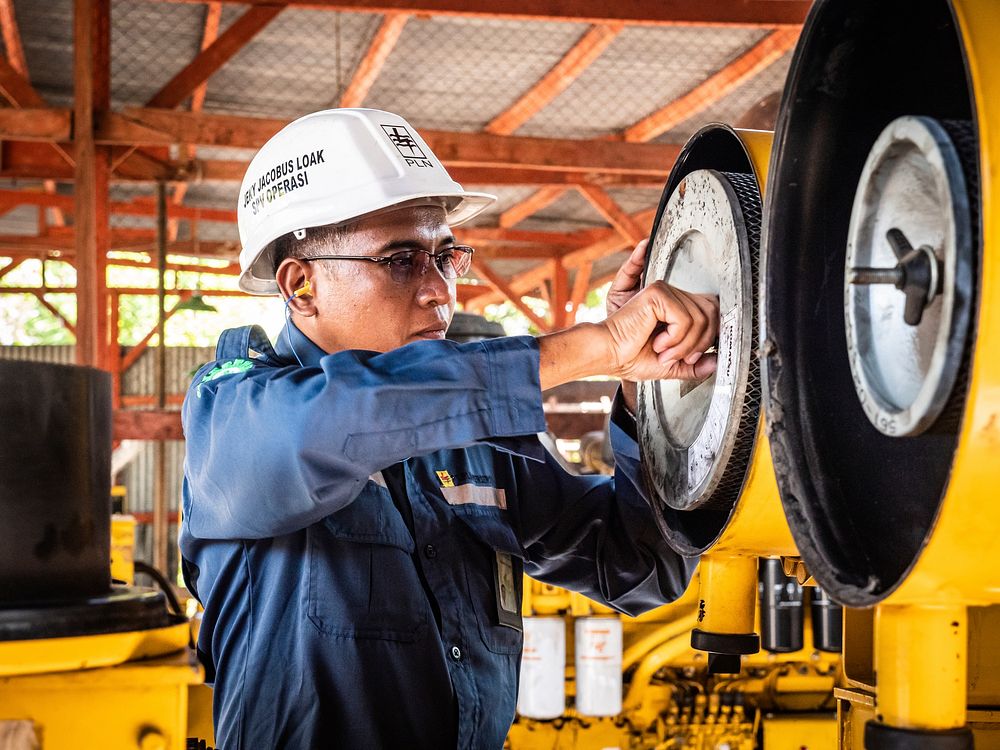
[450,645,462,661]
[424,544,437,559]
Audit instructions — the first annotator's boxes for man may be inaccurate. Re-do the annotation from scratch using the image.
[180,109,718,749]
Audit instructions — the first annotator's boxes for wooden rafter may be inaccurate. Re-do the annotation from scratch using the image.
[575,183,645,245]
[464,260,554,313]
[623,27,799,142]
[155,0,812,28]
[73,0,111,369]
[0,139,666,187]
[550,260,569,329]
[146,5,284,109]
[561,207,656,268]
[0,54,45,108]
[486,23,622,136]
[120,290,195,372]
[340,12,409,107]
[114,410,184,442]
[30,291,76,336]
[472,260,551,332]
[499,186,567,228]
[0,0,26,74]
[569,262,592,316]
[0,257,23,281]
[93,108,682,176]
[171,1,223,239]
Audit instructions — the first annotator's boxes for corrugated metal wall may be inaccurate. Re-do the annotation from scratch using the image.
[0,344,215,579]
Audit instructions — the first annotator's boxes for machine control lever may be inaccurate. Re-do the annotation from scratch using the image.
[848,227,943,326]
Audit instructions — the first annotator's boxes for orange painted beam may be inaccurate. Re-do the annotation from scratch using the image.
[98,109,682,176]
[173,1,223,227]
[0,0,27,76]
[570,261,592,316]
[624,27,799,142]
[340,12,409,108]
[120,290,195,372]
[562,207,656,268]
[31,291,76,336]
[499,186,568,229]
[113,409,184,442]
[155,0,811,28]
[0,285,247,297]
[472,260,551,332]
[576,183,646,245]
[146,5,283,109]
[0,257,24,281]
[73,0,111,370]
[464,260,554,313]
[0,54,45,108]
[486,23,622,136]
[550,260,569,329]
[190,3,223,114]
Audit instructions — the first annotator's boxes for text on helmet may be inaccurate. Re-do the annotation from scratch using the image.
[242,149,326,215]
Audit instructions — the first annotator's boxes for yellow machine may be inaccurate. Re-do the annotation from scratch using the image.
[632,124,802,675]
[0,362,203,750]
[507,575,840,750]
[761,0,1000,746]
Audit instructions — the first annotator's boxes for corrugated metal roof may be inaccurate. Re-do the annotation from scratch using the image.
[518,25,769,139]
[365,15,589,132]
[1,0,793,283]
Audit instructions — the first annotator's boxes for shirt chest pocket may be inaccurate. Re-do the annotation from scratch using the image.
[308,479,427,642]
[453,505,525,656]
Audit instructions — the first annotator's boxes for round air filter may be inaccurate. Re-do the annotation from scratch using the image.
[761,0,980,607]
[638,168,762,522]
[845,116,974,437]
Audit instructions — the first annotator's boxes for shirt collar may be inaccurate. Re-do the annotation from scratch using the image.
[274,319,328,368]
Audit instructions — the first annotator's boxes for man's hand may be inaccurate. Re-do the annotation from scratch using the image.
[602,281,719,384]
[602,239,718,412]
[606,239,648,318]
[537,244,719,395]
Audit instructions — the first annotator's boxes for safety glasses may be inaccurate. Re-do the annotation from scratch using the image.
[304,245,474,285]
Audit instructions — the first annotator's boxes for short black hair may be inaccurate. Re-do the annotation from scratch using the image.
[271,224,351,275]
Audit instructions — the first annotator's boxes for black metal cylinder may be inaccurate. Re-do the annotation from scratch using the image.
[810,587,843,653]
[759,558,804,653]
[0,359,112,603]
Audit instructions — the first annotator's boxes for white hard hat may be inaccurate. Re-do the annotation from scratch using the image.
[237,108,497,295]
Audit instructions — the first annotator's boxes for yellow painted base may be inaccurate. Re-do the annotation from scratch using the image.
[0,649,203,750]
[763,714,837,750]
[0,622,191,678]
[837,688,1000,750]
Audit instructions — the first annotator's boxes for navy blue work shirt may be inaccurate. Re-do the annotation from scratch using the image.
[180,321,696,750]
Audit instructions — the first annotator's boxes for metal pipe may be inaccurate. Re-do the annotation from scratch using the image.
[153,181,168,576]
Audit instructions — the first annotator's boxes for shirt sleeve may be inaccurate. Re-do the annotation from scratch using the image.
[183,336,547,540]
[508,388,698,616]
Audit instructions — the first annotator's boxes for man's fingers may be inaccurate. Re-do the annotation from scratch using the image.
[658,292,708,363]
[659,353,718,381]
[609,239,648,294]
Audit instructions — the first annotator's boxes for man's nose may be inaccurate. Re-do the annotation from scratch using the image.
[416,261,453,307]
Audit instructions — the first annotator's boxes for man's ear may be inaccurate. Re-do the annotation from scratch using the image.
[276,259,318,317]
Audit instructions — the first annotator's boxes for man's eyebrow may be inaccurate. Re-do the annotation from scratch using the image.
[376,235,457,254]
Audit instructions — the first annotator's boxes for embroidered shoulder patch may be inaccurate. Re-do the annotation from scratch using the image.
[197,358,254,397]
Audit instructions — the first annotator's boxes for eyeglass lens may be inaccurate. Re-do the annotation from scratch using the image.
[386,248,472,284]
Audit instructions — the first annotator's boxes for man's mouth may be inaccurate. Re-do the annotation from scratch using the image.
[413,325,447,340]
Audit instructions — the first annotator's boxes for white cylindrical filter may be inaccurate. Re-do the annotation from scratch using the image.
[575,616,623,716]
[517,616,566,719]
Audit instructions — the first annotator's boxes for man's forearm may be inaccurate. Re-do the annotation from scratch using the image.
[537,323,612,391]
